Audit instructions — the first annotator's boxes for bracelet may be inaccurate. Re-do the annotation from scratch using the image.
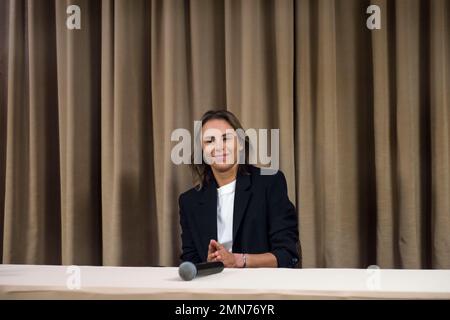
[242,253,247,268]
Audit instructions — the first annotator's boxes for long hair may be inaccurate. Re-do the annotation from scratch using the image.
[191,109,251,189]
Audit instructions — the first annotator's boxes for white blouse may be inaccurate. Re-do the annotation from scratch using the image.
[216,180,236,252]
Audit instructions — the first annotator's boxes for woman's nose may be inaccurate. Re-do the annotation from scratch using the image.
[214,140,224,151]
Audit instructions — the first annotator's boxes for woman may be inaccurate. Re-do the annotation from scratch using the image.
[179,110,300,268]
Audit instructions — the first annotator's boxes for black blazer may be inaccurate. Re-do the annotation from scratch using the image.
[178,165,300,268]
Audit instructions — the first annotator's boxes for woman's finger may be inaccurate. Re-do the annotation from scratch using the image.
[211,240,222,250]
[208,241,215,253]
[217,247,228,256]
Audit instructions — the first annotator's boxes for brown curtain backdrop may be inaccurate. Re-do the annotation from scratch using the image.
[0,0,449,268]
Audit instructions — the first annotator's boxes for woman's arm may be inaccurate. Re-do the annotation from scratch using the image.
[239,253,278,268]
[209,240,277,268]
[266,171,300,268]
[179,194,202,263]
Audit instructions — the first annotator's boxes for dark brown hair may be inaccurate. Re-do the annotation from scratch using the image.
[191,109,251,189]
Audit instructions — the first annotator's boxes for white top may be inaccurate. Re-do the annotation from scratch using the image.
[216,179,236,252]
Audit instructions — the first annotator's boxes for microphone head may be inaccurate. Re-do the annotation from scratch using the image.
[179,261,197,281]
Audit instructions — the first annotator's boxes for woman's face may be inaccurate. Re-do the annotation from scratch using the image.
[201,119,241,173]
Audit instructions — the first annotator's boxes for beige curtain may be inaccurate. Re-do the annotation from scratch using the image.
[0,0,449,268]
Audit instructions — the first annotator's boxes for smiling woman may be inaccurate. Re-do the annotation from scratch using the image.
[178,110,300,268]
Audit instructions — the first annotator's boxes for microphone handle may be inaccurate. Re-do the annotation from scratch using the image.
[196,261,224,277]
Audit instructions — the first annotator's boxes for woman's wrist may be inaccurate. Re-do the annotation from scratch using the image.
[233,253,245,268]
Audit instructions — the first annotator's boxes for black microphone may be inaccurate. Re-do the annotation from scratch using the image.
[178,261,224,281]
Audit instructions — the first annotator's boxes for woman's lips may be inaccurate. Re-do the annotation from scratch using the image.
[213,154,230,162]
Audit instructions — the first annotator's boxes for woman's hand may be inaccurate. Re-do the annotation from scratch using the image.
[207,239,219,262]
[207,239,244,268]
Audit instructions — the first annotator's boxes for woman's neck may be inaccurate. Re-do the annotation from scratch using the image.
[212,164,238,187]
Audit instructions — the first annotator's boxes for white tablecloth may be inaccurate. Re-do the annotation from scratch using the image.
[1,264,449,299]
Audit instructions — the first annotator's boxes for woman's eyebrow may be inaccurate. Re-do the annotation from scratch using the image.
[223,132,234,137]
[203,131,234,140]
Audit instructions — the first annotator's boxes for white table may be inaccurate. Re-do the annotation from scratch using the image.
[1,264,450,299]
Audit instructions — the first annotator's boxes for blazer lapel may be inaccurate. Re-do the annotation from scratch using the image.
[195,182,218,247]
[233,173,252,240]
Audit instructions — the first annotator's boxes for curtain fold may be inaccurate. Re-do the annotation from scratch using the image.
[429,0,450,269]
[0,0,10,263]
[54,0,102,265]
[0,0,449,268]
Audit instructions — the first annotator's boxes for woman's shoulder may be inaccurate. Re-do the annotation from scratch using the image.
[179,185,200,204]
[179,166,288,204]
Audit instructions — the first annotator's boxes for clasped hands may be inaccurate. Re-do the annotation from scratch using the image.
[207,239,245,268]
